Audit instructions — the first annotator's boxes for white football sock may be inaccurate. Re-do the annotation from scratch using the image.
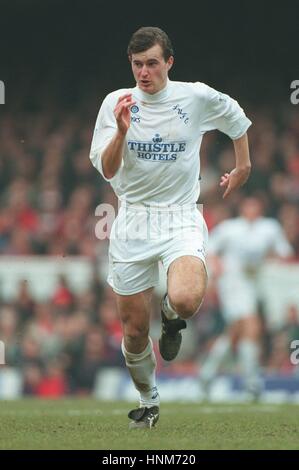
[162,294,178,320]
[121,337,160,407]
[238,339,261,394]
[200,335,231,384]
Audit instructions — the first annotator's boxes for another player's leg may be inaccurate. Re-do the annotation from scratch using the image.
[159,256,207,361]
[198,322,239,399]
[116,287,160,428]
[199,335,231,397]
[238,314,262,400]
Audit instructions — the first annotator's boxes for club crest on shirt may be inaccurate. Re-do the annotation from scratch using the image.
[130,104,141,122]
[130,105,139,113]
[172,104,189,124]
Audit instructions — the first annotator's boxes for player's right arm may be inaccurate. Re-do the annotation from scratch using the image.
[101,93,136,179]
[90,92,135,180]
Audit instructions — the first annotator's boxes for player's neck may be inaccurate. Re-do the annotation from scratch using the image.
[135,78,171,102]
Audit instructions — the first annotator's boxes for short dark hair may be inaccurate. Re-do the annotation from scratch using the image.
[127,27,174,61]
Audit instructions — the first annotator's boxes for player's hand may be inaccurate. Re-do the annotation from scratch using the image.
[220,167,251,199]
[114,93,136,136]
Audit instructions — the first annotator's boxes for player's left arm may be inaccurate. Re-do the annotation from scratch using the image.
[196,83,252,198]
[220,132,251,199]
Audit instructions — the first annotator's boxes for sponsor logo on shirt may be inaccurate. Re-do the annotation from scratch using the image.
[127,134,187,162]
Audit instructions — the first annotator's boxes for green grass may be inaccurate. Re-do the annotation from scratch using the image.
[0,399,298,449]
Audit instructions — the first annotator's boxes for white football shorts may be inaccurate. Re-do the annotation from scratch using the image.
[217,273,259,323]
[107,203,208,295]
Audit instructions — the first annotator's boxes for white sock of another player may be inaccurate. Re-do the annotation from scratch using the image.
[238,339,261,394]
[200,335,231,385]
[121,337,160,408]
[162,294,179,320]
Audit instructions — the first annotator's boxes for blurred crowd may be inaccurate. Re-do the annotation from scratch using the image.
[1,87,299,396]
[0,275,125,396]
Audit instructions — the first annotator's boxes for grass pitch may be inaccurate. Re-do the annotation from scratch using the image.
[0,399,298,450]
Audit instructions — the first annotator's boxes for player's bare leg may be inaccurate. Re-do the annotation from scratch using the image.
[168,255,207,318]
[116,287,160,428]
[116,287,154,354]
[159,255,207,361]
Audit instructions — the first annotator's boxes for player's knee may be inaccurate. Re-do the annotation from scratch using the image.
[169,292,203,319]
[124,331,149,355]
[124,325,149,345]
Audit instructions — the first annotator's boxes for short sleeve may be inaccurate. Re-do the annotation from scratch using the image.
[89,95,122,182]
[270,221,294,258]
[197,83,252,139]
[208,221,230,255]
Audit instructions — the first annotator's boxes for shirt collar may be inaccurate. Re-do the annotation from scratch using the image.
[133,78,172,103]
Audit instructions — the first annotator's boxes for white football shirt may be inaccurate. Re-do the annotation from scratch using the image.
[209,217,293,273]
[90,79,251,205]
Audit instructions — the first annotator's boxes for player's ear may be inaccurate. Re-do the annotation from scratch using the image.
[167,56,174,71]
[128,55,132,63]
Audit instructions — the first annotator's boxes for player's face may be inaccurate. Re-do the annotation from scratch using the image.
[130,44,174,95]
[240,198,263,220]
